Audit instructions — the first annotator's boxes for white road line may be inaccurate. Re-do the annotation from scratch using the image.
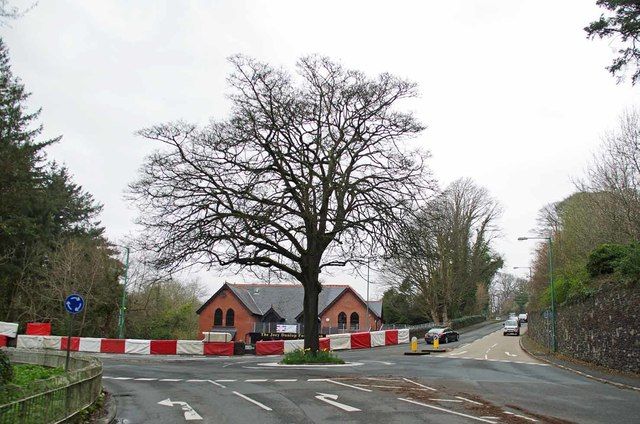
[402,377,437,392]
[232,391,272,411]
[186,379,207,382]
[245,379,268,382]
[307,378,328,382]
[484,354,488,360]
[491,343,498,348]
[450,350,468,356]
[159,379,181,382]
[505,352,517,357]
[461,343,471,348]
[455,396,483,405]
[315,393,361,412]
[134,378,157,381]
[273,379,297,382]
[215,379,237,382]
[429,398,463,402]
[323,379,372,392]
[112,377,132,380]
[207,380,226,388]
[398,398,498,423]
[364,377,403,382]
[504,411,537,422]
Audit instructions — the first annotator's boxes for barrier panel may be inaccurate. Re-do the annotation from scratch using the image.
[328,333,351,350]
[176,340,203,355]
[284,339,304,353]
[26,322,51,336]
[255,340,284,355]
[320,337,330,351]
[79,337,102,353]
[125,339,150,355]
[202,332,232,342]
[350,332,371,349]
[17,335,45,349]
[204,341,234,356]
[370,330,386,347]
[100,338,125,354]
[385,329,398,345]
[43,335,62,350]
[0,335,6,347]
[397,328,410,344]
[61,336,80,351]
[0,321,18,338]
[150,339,177,355]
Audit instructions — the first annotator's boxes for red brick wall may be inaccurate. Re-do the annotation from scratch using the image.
[198,287,258,343]
[321,289,380,331]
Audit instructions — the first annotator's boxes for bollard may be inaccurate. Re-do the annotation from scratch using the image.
[433,337,439,349]
[411,336,418,352]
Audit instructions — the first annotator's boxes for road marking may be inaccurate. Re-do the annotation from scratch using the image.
[362,360,395,365]
[461,343,471,348]
[429,398,463,402]
[450,350,467,356]
[315,392,361,412]
[232,391,272,411]
[398,398,498,423]
[160,379,182,382]
[364,377,403,382]
[273,379,297,382]
[245,379,268,382]
[455,396,483,405]
[481,417,500,420]
[215,379,236,382]
[402,377,437,392]
[135,378,158,381]
[504,411,538,422]
[158,398,203,421]
[324,379,373,392]
[505,352,517,357]
[484,354,488,360]
[207,379,225,388]
[186,379,207,382]
[491,343,498,348]
[112,377,132,380]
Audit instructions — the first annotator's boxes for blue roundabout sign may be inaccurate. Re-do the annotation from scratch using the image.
[64,294,85,314]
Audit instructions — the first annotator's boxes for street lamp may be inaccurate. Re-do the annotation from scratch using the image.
[116,246,131,339]
[518,236,556,352]
[513,266,532,278]
[365,258,370,331]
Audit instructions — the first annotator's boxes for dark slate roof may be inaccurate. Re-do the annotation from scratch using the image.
[197,282,383,322]
[367,300,383,318]
[227,284,350,324]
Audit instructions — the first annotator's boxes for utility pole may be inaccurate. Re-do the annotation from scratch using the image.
[365,258,370,331]
[117,246,130,339]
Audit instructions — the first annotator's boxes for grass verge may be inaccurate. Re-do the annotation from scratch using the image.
[281,348,345,365]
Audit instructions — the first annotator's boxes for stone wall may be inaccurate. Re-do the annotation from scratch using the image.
[528,282,640,374]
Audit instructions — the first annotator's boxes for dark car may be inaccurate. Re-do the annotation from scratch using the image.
[425,327,459,344]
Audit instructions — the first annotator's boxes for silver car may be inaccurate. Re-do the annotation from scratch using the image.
[503,319,520,336]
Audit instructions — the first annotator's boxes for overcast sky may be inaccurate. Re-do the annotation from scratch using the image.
[4,0,639,300]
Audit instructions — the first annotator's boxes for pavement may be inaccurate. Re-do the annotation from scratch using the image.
[101,323,640,423]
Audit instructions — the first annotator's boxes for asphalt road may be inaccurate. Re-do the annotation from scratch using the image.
[102,323,640,423]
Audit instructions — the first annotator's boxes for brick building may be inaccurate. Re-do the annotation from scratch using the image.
[196,283,382,343]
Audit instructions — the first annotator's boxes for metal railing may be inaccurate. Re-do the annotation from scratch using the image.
[0,349,102,424]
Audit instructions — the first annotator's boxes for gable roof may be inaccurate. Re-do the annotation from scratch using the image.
[197,283,382,323]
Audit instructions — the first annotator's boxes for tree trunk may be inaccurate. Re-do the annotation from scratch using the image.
[301,258,321,352]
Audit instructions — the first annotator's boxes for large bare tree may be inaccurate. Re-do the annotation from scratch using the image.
[129,55,432,351]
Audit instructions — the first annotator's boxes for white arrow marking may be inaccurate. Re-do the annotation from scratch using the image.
[505,352,517,357]
[157,398,203,421]
[315,393,361,412]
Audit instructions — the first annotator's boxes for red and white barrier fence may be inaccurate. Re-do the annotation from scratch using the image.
[255,328,409,355]
[15,335,235,356]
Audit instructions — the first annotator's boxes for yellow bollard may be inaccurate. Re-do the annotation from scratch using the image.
[411,336,418,352]
[433,336,439,350]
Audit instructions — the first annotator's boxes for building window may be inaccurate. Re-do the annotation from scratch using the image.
[337,312,347,329]
[226,308,235,327]
[214,308,223,326]
[350,312,359,330]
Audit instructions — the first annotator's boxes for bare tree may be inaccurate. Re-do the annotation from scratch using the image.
[129,55,432,351]
[384,178,503,323]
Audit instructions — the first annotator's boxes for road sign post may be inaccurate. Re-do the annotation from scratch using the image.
[64,294,85,372]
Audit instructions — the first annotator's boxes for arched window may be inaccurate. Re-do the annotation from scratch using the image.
[226,308,235,327]
[337,312,347,329]
[350,312,359,330]
[214,308,223,326]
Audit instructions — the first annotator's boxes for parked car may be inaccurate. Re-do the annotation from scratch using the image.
[425,327,459,344]
[518,313,528,323]
[503,319,520,336]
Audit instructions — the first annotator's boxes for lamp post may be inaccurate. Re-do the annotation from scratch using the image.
[518,236,556,352]
[513,266,532,278]
[365,258,370,331]
[117,246,130,339]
